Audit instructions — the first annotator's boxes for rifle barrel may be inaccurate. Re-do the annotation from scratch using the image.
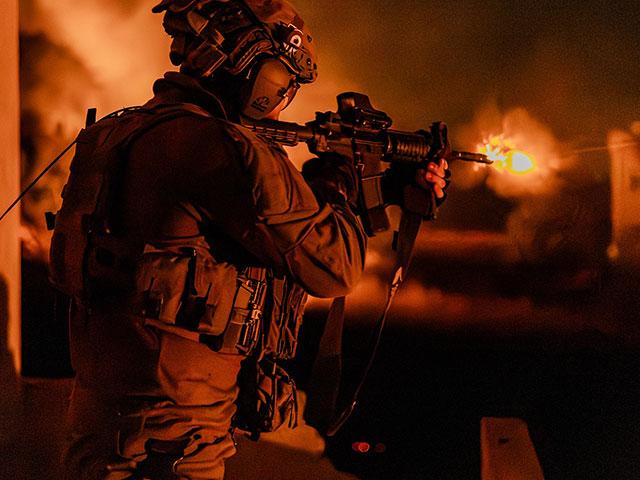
[450,151,493,164]
[242,117,493,165]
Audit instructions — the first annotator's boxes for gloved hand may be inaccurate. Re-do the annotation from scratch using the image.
[381,158,451,218]
[301,153,359,208]
[417,157,450,206]
[382,121,452,218]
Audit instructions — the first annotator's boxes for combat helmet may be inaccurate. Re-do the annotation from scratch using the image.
[152,0,317,118]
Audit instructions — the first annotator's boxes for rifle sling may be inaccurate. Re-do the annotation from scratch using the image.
[307,210,422,437]
[304,296,345,432]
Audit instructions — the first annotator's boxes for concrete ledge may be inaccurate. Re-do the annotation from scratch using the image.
[481,417,544,480]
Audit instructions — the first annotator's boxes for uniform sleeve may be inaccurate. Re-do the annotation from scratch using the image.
[224,123,367,298]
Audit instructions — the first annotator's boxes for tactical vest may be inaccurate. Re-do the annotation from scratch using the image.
[49,103,307,363]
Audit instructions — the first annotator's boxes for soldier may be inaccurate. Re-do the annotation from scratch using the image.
[49,0,450,478]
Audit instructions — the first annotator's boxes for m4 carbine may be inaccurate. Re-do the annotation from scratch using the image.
[241,92,492,236]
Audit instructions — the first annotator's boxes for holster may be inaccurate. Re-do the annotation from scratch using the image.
[233,355,298,440]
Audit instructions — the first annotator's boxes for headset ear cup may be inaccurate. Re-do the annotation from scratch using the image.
[240,58,295,119]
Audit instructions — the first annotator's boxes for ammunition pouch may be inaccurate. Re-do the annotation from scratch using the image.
[130,242,266,356]
[265,277,307,360]
[232,274,307,438]
[233,355,298,440]
[212,266,267,355]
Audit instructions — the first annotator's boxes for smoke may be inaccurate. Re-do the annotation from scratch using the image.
[292,0,640,140]
[287,0,625,270]
[380,278,619,335]
[22,0,171,111]
[452,100,611,264]
[454,101,572,198]
[19,30,102,261]
[18,0,172,260]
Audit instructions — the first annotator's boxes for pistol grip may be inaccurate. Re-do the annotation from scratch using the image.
[403,184,436,220]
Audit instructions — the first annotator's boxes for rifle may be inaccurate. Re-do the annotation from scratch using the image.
[241,92,492,236]
[243,92,493,435]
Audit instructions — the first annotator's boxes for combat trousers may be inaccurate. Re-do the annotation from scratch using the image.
[63,305,244,480]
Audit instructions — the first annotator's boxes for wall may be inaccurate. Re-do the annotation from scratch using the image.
[0,0,22,373]
[608,127,640,266]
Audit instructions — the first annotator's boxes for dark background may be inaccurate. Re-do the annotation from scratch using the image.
[291,0,640,142]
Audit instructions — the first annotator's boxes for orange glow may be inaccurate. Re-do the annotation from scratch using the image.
[461,107,567,199]
[480,135,537,176]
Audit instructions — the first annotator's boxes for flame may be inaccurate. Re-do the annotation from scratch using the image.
[480,134,537,176]
[459,107,568,199]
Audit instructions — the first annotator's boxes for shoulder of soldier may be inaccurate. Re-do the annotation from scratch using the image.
[137,103,287,154]
[78,104,289,170]
[78,104,227,149]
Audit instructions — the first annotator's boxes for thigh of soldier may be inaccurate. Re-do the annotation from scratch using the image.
[64,332,245,479]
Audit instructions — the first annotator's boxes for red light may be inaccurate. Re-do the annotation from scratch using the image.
[351,441,371,454]
[374,443,386,454]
